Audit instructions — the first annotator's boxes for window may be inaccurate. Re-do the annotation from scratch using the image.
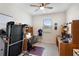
[43,17,52,32]
[43,18,52,28]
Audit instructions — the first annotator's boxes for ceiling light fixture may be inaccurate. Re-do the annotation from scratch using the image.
[40,7,44,10]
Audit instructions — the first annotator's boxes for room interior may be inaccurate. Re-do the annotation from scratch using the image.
[0,3,79,56]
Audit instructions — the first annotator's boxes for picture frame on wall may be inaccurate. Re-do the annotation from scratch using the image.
[54,23,58,30]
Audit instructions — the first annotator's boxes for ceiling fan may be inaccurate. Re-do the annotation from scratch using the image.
[30,3,53,12]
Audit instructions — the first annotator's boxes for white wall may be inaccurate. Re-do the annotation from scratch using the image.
[0,3,32,30]
[0,14,14,30]
[32,12,66,44]
[66,4,79,33]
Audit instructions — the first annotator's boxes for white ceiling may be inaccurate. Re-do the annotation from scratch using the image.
[22,3,72,15]
[0,3,72,16]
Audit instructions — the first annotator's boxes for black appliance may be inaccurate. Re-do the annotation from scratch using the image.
[5,22,24,56]
[4,21,14,56]
[6,21,14,38]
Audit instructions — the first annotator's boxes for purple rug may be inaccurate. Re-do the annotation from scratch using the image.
[29,46,44,56]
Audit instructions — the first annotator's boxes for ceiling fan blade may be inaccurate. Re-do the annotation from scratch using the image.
[45,7,53,9]
[39,3,50,7]
[30,4,40,7]
[44,3,50,6]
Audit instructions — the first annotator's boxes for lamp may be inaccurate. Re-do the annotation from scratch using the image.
[26,33,32,39]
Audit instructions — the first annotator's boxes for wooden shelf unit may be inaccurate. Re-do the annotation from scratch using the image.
[56,20,79,56]
[22,26,33,51]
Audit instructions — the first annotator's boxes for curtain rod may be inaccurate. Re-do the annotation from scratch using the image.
[0,13,13,18]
